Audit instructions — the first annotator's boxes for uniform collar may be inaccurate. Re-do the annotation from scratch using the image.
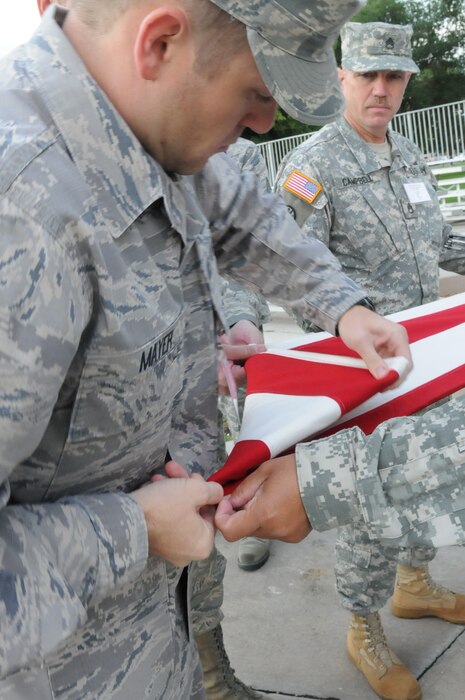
[386,130,415,171]
[26,6,187,239]
[335,115,411,174]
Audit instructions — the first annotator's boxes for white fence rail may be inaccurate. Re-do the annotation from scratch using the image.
[258,131,314,183]
[392,100,465,163]
[258,100,465,185]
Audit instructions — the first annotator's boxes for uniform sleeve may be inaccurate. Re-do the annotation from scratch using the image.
[274,148,334,332]
[0,201,148,677]
[296,393,465,549]
[220,278,270,328]
[227,140,272,194]
[194,155,365,336]
[274,146,332,247]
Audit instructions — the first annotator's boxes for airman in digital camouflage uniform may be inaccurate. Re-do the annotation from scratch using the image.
[273,21,465,700]
[1,0,413,698]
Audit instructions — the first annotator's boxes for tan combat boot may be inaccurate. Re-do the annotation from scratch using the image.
[391,564,465,623]
[347,612,422,700]
[195,624,263,699]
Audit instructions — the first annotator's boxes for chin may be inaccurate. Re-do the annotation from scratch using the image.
[174,158,210,176]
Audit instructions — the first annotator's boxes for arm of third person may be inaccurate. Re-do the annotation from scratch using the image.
[337,305,412,381]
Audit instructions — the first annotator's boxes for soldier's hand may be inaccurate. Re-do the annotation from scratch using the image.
[337,305,412,381]
[215,454,311,543]
[218,320,266,392]
[132,474,223,567]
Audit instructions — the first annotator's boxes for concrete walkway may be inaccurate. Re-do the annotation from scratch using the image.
[218,532,465,700]
[218,274,465,700]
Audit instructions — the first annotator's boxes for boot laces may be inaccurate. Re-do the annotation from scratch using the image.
[363,614,396,669]
[419,568,452,598]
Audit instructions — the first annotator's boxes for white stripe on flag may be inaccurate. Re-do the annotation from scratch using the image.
[240,392,342,456]
[330,320,465,426]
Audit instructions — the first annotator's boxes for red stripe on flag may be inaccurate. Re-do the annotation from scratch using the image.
[210,439,271,494]
[298,303,465,357]
[210,298,465,494]
[320,363,465,438]
[244,353,399,410]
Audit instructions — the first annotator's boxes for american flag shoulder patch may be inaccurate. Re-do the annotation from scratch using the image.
[283,169,323,204]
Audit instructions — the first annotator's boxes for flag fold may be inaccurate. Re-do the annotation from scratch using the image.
[210,293,465,494]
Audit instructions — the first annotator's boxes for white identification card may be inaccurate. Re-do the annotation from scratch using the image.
[403,181,431,203]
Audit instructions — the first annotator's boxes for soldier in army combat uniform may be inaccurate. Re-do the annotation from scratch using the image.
[0,1,413,699]
[273,21,465,700]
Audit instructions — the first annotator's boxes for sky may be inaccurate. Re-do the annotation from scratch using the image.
[0,0,41,57]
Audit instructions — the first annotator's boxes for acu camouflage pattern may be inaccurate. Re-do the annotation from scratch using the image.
[297,392,465,550]
[277,115,465,613]
[210,0,366,124]
[0,7,367,697]
[341,21,420,73]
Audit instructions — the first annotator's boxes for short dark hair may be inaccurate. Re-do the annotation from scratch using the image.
[182,0,248,78]
[69,0,247,59]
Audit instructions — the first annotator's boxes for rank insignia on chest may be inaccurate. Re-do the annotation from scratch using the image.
[283,169,323,204]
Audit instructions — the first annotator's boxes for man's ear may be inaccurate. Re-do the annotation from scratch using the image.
[337,67,345,88]
[134,8,188,81]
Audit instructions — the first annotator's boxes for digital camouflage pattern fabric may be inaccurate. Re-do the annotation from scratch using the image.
[210,0,366,124]
[341,21,419,74]
[297,392,465,550]
[276,116,465,327]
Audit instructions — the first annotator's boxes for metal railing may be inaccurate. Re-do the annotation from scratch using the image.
[258,131,314,183]
[259,99,465,183]
[392,100,465,163]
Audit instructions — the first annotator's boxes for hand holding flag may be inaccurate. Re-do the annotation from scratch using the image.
[336,302,412,381]
[210,293,465,499]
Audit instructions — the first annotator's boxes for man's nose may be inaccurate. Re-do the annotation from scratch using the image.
[240,99,277,135]
[372,77,389,96]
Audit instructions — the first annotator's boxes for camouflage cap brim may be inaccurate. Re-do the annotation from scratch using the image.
[247,28,344,126]
[343,55,420,74]
[208,0,366,126]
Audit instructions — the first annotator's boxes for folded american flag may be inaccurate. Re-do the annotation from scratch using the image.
[210,293,465,494]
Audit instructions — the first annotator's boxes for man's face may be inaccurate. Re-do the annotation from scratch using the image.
[148,46,277,175]
[339,69,410,142]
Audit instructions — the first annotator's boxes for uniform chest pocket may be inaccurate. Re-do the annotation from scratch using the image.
[401,177,444,251]
[333,184,406,270]
[68,317,185,443]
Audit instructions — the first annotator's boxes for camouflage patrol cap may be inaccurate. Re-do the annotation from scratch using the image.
[341,22,420,73]
[208,0,366,126]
